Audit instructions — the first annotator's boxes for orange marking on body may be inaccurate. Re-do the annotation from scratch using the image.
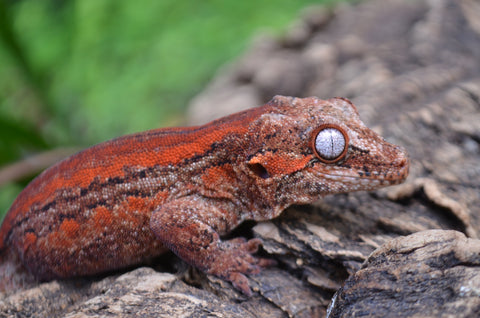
[143,191,169,211]
[202,165,235,186]
[22,232,37,253]
[154,190,169,202]
[46,231,66,250]
[59,219,80,239]
[113,197,152,228]
[250,153,313,176]
[93,206,113,228]
[126,196,149,211]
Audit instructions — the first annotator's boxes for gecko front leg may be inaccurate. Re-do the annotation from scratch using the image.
[149,197,274,295]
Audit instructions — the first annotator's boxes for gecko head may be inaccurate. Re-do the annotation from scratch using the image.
[245,95,410,206]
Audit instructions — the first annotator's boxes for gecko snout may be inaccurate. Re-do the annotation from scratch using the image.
[389,145,410,183]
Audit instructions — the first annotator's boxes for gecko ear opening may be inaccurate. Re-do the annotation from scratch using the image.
[247,162,270,179]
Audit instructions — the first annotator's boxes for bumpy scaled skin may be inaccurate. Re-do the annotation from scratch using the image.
[0,96,409,295]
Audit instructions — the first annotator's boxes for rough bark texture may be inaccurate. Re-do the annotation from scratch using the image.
[2,0,480,317]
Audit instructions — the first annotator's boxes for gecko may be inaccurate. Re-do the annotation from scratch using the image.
[0,96,409,295]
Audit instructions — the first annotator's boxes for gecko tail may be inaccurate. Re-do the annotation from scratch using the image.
[0,247,37,294]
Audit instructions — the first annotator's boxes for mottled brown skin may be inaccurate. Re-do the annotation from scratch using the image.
[0,96,409,295]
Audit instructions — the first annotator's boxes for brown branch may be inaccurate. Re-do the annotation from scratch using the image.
[0,147,79,186]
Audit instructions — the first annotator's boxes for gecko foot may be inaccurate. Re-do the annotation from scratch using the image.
[209,237,276,296]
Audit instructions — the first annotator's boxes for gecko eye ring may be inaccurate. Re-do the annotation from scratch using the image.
[312,124,349,163]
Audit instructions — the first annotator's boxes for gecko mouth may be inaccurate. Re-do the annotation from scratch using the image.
[321,173,405,187]
[312,151,410,188]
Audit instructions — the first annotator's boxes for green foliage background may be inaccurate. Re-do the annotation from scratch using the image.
[0,0,347,219]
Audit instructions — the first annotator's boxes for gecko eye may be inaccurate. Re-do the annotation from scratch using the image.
[312,124,349,163]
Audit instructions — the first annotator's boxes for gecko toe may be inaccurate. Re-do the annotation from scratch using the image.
[228,272,253,296]
[245,238,262,253]
[257,257,277,268]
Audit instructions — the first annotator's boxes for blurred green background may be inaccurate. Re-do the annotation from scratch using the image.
[0,0,348,219]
